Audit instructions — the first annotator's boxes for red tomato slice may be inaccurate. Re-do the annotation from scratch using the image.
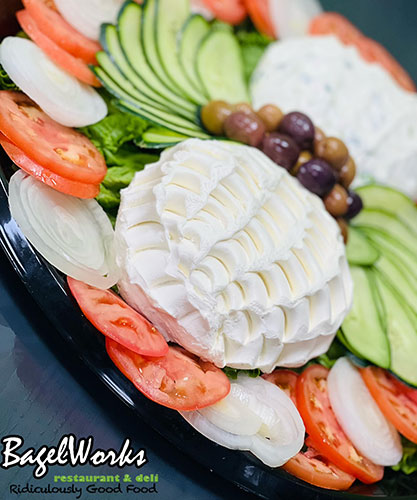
[309,12,362,45]
[262,369,298,404]
[22,0,100,64]
[67,277,169,357]
[17,9,100,87]
[106,338,231,411]
[202,0,247,25]
[309,12,416,92]
[355,37,416,92]
[361,366,417,445]
[0,91,106,185]
[283,444,356,491]
[0,134,99,199]
[244,0,275,38]
[296,364,384,484]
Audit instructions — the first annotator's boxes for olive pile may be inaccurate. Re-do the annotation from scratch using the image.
[201,101,363,242]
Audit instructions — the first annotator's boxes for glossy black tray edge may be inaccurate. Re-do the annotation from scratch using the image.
[0,156,416,500]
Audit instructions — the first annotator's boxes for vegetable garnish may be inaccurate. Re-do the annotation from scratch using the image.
[22,0,101,64]
[106,338,230,411]
[0,134,99,199]
[9,170,119,289]
[180,374,305,467]
[361,366,417,445]
[264,369,356,491]
[16,9,101,87]
[0,37,107,128]
[0,91,107,185]
[68,277,169,357]
[296,364,384,484]
[327,358,402,467]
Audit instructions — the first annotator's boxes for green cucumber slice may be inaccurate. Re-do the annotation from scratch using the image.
[93,63,203,133]
[375,272,417,387]
[179,15,210,97]
[100,22,194,121]
[352,209,417,254]
[119,100,210,139]
[156,0,207,104]
[356,184,417,233]
[346,226,379,266]
[140,127,189,148]
[197,29,249,104]
[341,266,390,369]
[117,2,196,116]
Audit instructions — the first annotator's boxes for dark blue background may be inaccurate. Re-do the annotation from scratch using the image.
[1,2,416,499]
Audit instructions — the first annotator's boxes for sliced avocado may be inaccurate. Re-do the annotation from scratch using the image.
[341,266,390,369]
[346,226,379,266]
[356,184,417,233]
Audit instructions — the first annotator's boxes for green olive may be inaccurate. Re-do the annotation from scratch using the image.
[201,100,233,135]
[324,184,349,217]
[339,156,356,188]
[315,137,349,170]
[256,104,284,132]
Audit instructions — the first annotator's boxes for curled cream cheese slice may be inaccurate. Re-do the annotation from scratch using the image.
[115,139,352,371]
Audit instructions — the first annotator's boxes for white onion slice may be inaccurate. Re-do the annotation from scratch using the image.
[180,374,305,467]
[54,0,124,41]
[9,171,120,290]
[0,37,107,128]
[328,357,402,466]
[268,0,323,39]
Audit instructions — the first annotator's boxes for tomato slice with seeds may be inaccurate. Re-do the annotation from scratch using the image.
[244,0,275,38]
[106,338,231,411]
[0,91,106,185]
[0,134,99,199]
[22,0,101,64]
[17,9,100,87]
[296,364,384,484]
[283,443,356,491]
[265,369,356,490]
[202,0,247,25]
[67,277,169,357]
[361,366,417,444]
[262,369,298,404]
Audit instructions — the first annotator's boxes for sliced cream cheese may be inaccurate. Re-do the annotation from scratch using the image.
[251,36,417,199]
[115,139,352,371]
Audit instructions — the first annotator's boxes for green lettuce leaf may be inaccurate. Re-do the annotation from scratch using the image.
[222,367,261,380]
[392,438,417,475]
[0,64,19,91]
[236,30,272,83]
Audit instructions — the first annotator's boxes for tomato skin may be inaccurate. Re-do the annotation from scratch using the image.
[283,445,356,491]
[202,0,247,25]
[22,0,101,64]
[361,366,417,445]
[106,338,231,411]
[68,277,169,357]
[262,369,298,404]
[17,9,101,87]
[244,0,275,38]
[309,12,416,92]
[296,364,384,484]
[0,134,99,199]
[0,91,106,185]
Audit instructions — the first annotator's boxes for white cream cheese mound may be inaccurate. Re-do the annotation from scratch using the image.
[251,36,417,199]
[115,139,353,372]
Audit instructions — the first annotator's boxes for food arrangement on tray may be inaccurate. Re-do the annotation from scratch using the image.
[0,0,416,495]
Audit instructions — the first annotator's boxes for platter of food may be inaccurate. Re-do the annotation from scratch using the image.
[0,1,416,498]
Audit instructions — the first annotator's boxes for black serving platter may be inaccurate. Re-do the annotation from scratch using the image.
[1,154,417,500]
